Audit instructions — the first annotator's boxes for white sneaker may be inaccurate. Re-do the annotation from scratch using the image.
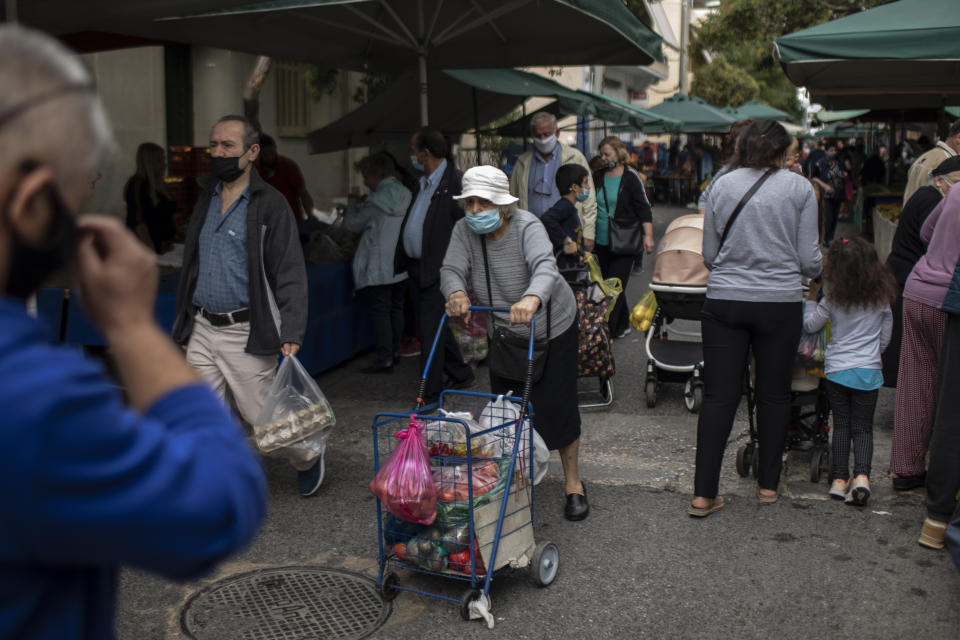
[829,478,848,500]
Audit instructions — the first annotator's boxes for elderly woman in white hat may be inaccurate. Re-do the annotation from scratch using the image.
[441,165,588,521]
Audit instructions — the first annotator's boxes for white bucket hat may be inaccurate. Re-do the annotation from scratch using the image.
[453,165,519,206]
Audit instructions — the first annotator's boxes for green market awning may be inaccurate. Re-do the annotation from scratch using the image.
[774,0,960,109]
[578,89,682,131]
[735,99,791,121]
[814,110,871,124]
[643,93,737,134]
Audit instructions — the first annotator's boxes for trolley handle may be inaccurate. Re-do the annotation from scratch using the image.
[416,306,537,412]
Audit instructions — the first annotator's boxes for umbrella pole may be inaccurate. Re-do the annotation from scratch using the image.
[4,0,16,22]
[522,103,528,151]
[473,87,481,167]
[418,53,429,126]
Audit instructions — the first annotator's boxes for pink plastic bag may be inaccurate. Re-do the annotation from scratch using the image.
[369,416,437,525]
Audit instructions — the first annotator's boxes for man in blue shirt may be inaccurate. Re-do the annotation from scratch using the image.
[172,116,313,495]
[0,26,267,639]
[394,128,473,402]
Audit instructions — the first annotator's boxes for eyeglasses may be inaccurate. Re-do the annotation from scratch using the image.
[0,83,95,131]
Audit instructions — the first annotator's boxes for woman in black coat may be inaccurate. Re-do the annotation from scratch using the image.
[592,136,654,338]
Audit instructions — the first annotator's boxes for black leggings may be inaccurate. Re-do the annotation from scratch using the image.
[595,244,635,336]
[694,298,802,498]
[825,380,878,480]
[926,312,960,521]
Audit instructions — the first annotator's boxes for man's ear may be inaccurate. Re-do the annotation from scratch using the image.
[247,143,261,163]
[5,166,55,243]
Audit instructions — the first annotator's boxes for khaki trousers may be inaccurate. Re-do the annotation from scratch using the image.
[186,313,320,470]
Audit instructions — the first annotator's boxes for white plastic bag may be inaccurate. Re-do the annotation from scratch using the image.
[479,393,549,485]
[254,356,335,454]
[435,409,496,458]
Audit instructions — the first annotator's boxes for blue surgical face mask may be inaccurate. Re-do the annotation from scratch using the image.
[410,154,424,172]
[575,188,590,203]
[465,208,503,235]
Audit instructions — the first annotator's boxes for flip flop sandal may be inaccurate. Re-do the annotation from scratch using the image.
[688,496,725,517]
[756,485,778,504]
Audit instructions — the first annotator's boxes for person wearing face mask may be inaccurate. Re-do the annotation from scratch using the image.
[394,127,474,403]
[541,163,591,272]
[903,119,960,205]
[889,158,960,498]
[0,26,267,638]
[441,165,588,521]
[172,115,314,495]
[255,134,314,221]
[508,112,597,249]
[592,136,654,339]
[811,141,845,246]
[883,156,960,389]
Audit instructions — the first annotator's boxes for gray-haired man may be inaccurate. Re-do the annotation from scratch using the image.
[509,112,597,249]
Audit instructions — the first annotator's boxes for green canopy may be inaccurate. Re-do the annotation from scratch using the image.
[578,89,682,131]
[643,93,737,134]
[815,110,871,124]
[774,0,960,109]
[817,122,877,139]
[721,106,740,119]
[735,99,791,121]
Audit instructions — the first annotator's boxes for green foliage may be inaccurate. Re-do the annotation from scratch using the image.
[305,66,340,101]
[476,109,523,166]
[691,0,897,117]
[690,59,759,108]
[353,71,398,105]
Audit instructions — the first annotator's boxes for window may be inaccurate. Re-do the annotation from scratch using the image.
[276,60,311,137]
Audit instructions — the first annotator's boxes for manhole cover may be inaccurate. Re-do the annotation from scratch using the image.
[181,566,392,640]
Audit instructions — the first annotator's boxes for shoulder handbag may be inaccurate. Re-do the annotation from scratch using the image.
[717,168,775,251]
[481,235,550,382]
[604,172,644,256]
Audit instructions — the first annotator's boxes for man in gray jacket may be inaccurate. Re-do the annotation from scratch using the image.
[173,115,314,495]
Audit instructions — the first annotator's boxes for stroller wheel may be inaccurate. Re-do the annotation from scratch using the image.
[683,379,703,413]
[645,380,657,408]
[736,445,751,477]
[751,445,760,479]
[810,446,829,483]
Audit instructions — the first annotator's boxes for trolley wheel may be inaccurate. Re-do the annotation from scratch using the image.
[645,380,657,408]
[683,379,703,413]
[459,589,487,621]
[378,571,399,601]
[810,446,829,483]
[528,541,560,587]
[750,444,760,479]
[736,445,751,478]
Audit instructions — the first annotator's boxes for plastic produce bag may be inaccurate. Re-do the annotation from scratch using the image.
[585,254,622,321]
[449,290,488,364]
[433,460,502,503]
[479,394,549,485]
[796,325,827,369]
[630,289,658,332]
[254,356,335,454]
[428,409,496,458]
[369,415,438,525]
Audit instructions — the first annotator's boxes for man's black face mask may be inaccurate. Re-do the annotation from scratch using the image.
[2,161,80,300]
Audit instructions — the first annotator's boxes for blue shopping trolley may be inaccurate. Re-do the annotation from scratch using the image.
[372,307,559,623]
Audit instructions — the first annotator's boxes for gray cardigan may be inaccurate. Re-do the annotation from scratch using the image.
[344,177,410,290]
[440,209,576,341]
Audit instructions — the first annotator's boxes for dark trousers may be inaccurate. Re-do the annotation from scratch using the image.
[881,290,904,387]
[356,282,405,365]
[595,244,635,336]
[694,299,802,497]
[408,261,472,400]
[823,198,841,245]
[926,312,960,521]
[825,380,879,480]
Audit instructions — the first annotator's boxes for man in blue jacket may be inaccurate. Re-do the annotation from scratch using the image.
[0,26,267,639]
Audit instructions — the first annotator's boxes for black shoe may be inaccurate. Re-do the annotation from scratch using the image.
[564,482,589,521]
[443,372,475,390]
[892,473,926,491]
[361,361,394,374]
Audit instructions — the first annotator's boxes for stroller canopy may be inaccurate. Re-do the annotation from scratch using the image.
[653,214,709,287]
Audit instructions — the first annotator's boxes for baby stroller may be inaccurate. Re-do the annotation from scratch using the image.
[558,256,616,409]
[736,362,832,483]
[645,214,707,412]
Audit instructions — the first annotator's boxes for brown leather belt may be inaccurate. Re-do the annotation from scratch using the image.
[198,307,250,326]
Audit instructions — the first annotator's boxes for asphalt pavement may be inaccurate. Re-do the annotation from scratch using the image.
[116,204,960,639]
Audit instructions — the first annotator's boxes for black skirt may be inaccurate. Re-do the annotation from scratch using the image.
[488,320,581,450]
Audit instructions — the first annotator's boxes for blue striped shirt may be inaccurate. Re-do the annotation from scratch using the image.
[192,184,250,313]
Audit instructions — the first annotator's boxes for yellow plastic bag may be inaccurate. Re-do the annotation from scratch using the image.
[630,289,658,332]
[585,254,622,321]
